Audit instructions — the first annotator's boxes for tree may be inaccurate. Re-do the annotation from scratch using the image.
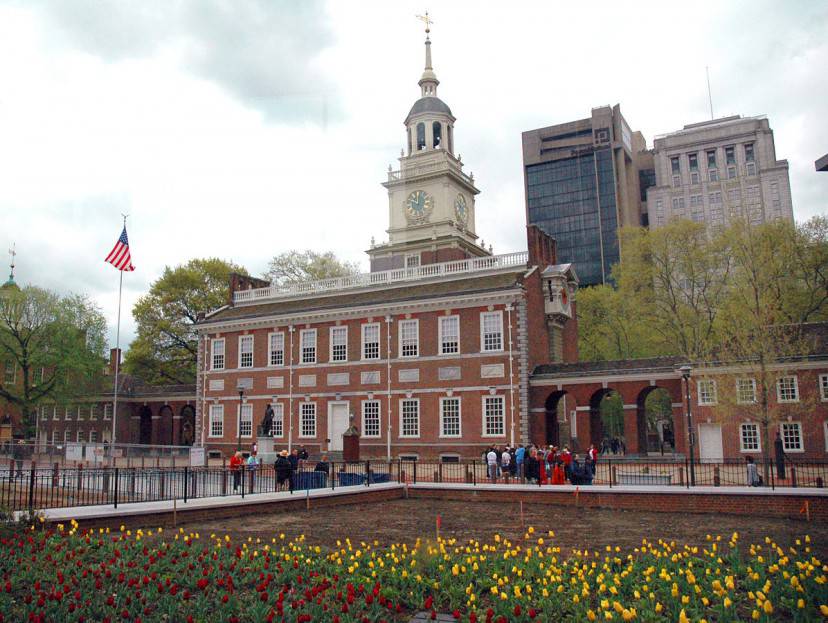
[124,259,246,385]
[266,250,361,287]
[0,285,107,437]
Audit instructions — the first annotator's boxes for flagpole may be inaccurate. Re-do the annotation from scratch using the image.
[110,214,127,466]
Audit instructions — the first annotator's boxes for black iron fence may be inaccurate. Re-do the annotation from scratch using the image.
[1,458,825,515]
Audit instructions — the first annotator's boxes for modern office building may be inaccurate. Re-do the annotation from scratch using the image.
[521,105,652,287]
[647,115,794,228]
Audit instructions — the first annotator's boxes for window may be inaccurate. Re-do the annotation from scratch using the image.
[4,360,15,384]
[269,403,284,437]
[90,404,100,420]
[777,376,799,403]
[268,333,285,366]
[300,329,317,364]
[209,405,224,438]
[361,323,380,360]
[52,406,59,420]
[64,430,71,443]
[483,396,505,437]
[300,402,316,437]
[65,406,72,420]
[33,367,43,385]
[737,378,757,404]
[439,316,460,355]
[238,403,252,438]
[104,404,112,420]
[671,197,685,212]
[740,423,760,452]
[688,154,699,184]
[330,326,348,362]
[709,191,722,204]
[432,121,442,148]
[708,168,719,182]
[671,156,681,188]
[405,254,420,269]
[89,430,98,443]
[744,144,756,176]
[362,400,381,438]
[76,430,85,443]
[211,338,225,370]
[416,122,426,150]
[780,422,803,452]
[76,405,84,421]
[725,146,736,165]
[706,149,717,169]
[440,397,461,437]
[820,374,828,402]
[440,455,461,463]
[481,311,503,352]
[238,335,253,368]
[399,319,419,358]
[697,379,717,405]
[51,430,57,444]
[400,399,420,437]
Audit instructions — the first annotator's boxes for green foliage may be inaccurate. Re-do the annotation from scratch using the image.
[124,258,246,385]
[0,286,107,436]
[266,250,361,287]
[599,392,624,439]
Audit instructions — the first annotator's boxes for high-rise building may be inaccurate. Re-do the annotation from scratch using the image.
[521,105,652,287]
[647,115,794,228]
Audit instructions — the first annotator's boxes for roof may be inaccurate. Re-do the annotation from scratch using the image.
[407,96,453,120]
[203,270,524,326]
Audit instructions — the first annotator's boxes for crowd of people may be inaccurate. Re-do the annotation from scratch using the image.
[483,443,599,486]
[229,446,332,493]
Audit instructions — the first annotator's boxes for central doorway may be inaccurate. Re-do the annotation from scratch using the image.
[327,402,350,452]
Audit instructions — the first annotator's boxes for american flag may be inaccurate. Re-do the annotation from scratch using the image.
[105,227,135,272]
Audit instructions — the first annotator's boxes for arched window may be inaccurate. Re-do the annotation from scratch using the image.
[447,125,453,154]
[432,122,442,148]
[416,123,426,150]
[408,127,414,155]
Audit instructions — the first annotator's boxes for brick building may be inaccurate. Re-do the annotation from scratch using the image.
[194,29,579,460]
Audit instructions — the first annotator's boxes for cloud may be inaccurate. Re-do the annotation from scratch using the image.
[33,0,337,123]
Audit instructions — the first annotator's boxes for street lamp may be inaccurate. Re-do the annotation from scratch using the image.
[678,365,696,486]
[236,386,245,452]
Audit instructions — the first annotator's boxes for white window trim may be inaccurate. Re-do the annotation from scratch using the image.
[211,338,225,371]
[329,326,348,363]
[238,335,254,369]
[104,403,112,420]
[739,422,761,453]
[361,322,381,361]
[237,403,253,438]
[398,453,419,462]
[776,375,800,403]
[208,405,224,438]
[399,398,420,438]
[52,406,59,420]
[736,378,757,405]
[361,400,381,438]
[398,319,420,359]
[299,402,317,438]
[481,395,506,438]
[440,454,461,463]
[439,396,462,438]
[780,421,804,453]
[819,374,828,402]
[268,332,285,367]
[300,329,317,365]
[697,379,718,406]
[480,311,504,353]
[438,315,460,356]
[269,403,285,438]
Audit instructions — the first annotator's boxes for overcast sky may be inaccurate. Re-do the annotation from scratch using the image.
[1,0,827,349]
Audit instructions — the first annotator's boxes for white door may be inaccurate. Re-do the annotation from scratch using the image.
[328,402,350,451]
[698,423,723,463]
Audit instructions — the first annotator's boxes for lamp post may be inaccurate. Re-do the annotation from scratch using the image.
[678,365,696,486]
[236,387,245,452]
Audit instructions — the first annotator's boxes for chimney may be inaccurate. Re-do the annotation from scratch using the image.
[526,225,557,267]
[109,348,122,375]
[228,272,272,306]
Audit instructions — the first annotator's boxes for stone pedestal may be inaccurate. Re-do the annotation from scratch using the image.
[343,428,360,462]
[256,436,277,465]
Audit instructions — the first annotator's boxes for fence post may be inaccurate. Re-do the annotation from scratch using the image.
[27,465,36,516]
[608,459,612,488]
[472,462,476,486]
[413,461,417,485]
[791,466,797,488]
[241,466,245,499]
[365,460,370,487]
[52,462,59,488]
[114,468,119,509]
[184,467,189,503]
[7,459,13,484]
[77,463,83,493]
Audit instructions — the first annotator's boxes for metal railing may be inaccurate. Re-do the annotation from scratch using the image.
[232,251,528,303]
[0,442,195,469]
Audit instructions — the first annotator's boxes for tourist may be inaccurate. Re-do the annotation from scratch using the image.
[588,444,598,476]
[229,451,243,492]
[746,456,761,487]
[298,446,309,463]
[314,454,330,476]
[246,451,260,489]
[275,450,292,491]
[486,447,498,480]
[501,447,511,480]
[515,444,525,478]
[551,460,566,485]
[524,449,540,484]
[561,446,573,481]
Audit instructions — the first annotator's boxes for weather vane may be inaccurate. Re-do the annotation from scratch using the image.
[416,10,433,35]
[8,243,15,279]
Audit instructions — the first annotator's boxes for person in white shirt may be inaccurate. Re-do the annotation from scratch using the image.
[500,449,511,479]
[486,448,497,480]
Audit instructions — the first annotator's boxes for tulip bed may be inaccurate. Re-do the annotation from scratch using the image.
[0,520,826,622]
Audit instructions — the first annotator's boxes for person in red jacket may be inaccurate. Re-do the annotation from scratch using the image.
[551,461,566,485]
[561,446,573,482]
[229,451,243,492]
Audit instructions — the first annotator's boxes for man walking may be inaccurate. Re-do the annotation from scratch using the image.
[486,447,498,481]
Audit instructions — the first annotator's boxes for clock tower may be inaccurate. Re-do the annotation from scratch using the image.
[368,16,488,272]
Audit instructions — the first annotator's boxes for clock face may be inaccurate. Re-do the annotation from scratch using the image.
[405,190,433,220]
[454,194,468,225]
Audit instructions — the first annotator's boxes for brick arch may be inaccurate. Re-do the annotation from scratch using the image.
[179,405,195,446]
[588,387,624,449]
[543,391,568,447]
[636,385,675,455]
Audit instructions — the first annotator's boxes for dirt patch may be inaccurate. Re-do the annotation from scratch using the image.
[180,498,828,557]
